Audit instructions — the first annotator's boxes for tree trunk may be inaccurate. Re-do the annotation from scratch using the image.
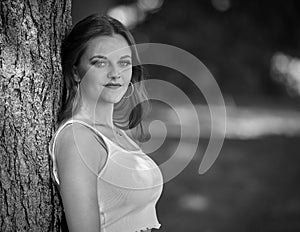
[0,0,71,231]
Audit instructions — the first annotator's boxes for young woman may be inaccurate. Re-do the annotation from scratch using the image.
[49,14,163,232]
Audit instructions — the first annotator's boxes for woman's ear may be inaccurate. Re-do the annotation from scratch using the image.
[72,65,80,82]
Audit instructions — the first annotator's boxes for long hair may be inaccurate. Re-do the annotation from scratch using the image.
[59,14,150,140]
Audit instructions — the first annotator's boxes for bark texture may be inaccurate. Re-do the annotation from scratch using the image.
[0,0,71,231]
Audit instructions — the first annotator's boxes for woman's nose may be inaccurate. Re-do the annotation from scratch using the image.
[107,65,120,79]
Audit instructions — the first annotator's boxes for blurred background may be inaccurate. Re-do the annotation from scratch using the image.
[72,0,300,231]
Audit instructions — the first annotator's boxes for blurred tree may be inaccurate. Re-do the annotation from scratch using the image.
[132,0,300,99]
[72,0,112,23]
[0,0,71,231]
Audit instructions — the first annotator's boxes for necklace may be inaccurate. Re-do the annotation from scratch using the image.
[93,123,123,137]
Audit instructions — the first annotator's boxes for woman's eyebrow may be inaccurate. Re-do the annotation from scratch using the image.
[120,55,131,59]
[89,55,131,61]
[89,55,107,61]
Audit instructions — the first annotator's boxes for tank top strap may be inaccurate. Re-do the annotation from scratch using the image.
[70,119,142,153]
[50,119,110,183]
[68,119,115,149]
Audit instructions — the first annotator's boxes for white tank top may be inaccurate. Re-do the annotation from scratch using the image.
[49,119,163,232]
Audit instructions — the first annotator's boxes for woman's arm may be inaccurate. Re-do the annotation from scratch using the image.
[55,124,107,232]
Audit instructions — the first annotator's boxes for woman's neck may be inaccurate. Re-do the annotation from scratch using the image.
[74,101,114,127]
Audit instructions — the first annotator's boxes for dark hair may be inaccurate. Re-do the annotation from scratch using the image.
[59,14,150,140]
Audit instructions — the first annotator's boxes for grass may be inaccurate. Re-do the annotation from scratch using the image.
[151,136,300,232]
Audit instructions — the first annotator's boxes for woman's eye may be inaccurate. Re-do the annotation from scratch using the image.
[92,60,107,67]
[119,60,132,67]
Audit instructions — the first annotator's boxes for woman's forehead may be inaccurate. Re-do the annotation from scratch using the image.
[85,34,132,58]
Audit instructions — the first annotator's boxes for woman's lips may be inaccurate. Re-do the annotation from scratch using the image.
[104,83,122,89]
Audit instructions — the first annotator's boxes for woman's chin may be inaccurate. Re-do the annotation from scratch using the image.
[99,95,124,104]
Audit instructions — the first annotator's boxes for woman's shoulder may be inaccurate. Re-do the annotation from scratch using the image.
[56,122,96,145]
[54,121,108,176]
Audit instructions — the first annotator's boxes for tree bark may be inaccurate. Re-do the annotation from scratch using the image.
[0,0,71,231]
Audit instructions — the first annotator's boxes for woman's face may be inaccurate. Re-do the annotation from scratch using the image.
[74,34,132,105]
